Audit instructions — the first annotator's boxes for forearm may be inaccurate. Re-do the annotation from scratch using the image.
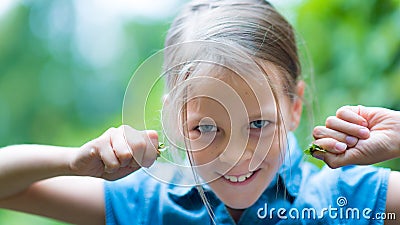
[384,109,400,158]
[394,110,400,153]
[0,145,75,199]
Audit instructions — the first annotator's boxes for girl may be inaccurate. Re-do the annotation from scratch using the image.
[0,0,399,224]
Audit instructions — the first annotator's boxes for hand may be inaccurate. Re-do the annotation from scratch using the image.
[69,125,159,180]
[312,105,400,168]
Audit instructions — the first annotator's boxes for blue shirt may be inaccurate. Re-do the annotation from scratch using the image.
[104,133,390,224]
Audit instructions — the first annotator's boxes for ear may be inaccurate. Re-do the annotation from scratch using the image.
[289,81,305,131]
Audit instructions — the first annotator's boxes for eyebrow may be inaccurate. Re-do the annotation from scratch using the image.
[247,108,276,120]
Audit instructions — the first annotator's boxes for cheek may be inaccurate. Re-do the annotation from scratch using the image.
[189,130,228,165]
[190,142,226,183]
[266,133,286,166]
[191,140,223,166]
[188,131,216,149]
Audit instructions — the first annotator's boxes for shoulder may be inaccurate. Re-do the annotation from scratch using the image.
[104,168,160,203]
[294,163,390,224]
[104,168,158,225]
[302,164,390,196]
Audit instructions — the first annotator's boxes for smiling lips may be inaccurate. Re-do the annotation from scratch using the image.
[223,171,254,183]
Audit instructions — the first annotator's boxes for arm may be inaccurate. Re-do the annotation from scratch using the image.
[386,171,400,225]
[311,106,400,223]
[0,145,104,225]
[0,126,159,225]
[0,175,105,225]
[0,145,74,199]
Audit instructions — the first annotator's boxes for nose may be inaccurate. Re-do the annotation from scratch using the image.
[219,127,258,166]
[219,143,253,166]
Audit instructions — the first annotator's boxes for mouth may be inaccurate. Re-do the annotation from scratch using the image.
[222,169,260,184]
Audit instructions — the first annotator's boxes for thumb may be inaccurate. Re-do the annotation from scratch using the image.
[145,130,159,150]
[312,151,353,169]
[139,130,159,168]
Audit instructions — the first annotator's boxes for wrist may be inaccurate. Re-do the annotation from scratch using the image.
[27,145,77,177]
[395,111,400,158]
[58,147,79,176]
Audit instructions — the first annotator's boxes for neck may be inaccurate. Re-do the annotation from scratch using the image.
[226,206,245,223]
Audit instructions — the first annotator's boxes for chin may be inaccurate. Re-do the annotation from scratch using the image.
[206,167,277,209]
[222,196,259,209]
[208,179,265,209]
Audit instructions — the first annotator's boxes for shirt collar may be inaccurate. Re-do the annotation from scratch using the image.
[167,132,304,198]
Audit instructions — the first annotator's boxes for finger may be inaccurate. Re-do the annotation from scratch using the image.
[325,116,370,139]
[111,127,134,168]
[314,138,347,154]
[312,149,357,169]
[122,126,146,167]
[123,126,158,168]
[96,129,121,173]
[313,126,358,147]
[140,130,159,167]
[336,106,368,127]
[103,166,138,181]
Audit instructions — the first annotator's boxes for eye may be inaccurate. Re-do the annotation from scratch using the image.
[196,125,218,133]
[249,120,270,129]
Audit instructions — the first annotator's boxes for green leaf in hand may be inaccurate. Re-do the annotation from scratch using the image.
[304,143,327,155]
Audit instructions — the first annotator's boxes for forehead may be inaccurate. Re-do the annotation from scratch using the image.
[185,66,277,117]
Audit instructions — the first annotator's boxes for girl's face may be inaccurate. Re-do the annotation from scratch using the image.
[184,65,304,209]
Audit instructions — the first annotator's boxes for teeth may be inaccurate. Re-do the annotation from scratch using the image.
[224,171,254,183]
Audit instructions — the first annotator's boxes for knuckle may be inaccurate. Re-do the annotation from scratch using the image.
[326,163,337,169]
[141,161,151,168]
[106,161,120,170]
[337,105,350,113]
[104,177,118,181]
[91,138,103,148]
[328,139,339,149]
[120,125,137,133]
[325,161,337,169]
[141,158,155,168]
[336,107,347,117]
[119,124,128,129]
[338,133,348,142]
[131,138,147,151]
[107,127,117,133]
[325,116,336,127]
[117,150,132,160]
[326,158,341,169]
[313,126,324,138]
[136,141,147,151]
[103,127,117,138]
[118,125,128,132]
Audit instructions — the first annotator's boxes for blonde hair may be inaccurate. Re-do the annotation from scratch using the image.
[161,0,302,223]
[164,0,300,95]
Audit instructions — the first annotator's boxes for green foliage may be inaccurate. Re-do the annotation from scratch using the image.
[0,1,173,224]
[0,211,68,225]
[0,0,398,223]
[294,0,400,169]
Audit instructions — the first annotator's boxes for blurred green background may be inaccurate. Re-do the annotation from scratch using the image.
[0,0,399,224]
